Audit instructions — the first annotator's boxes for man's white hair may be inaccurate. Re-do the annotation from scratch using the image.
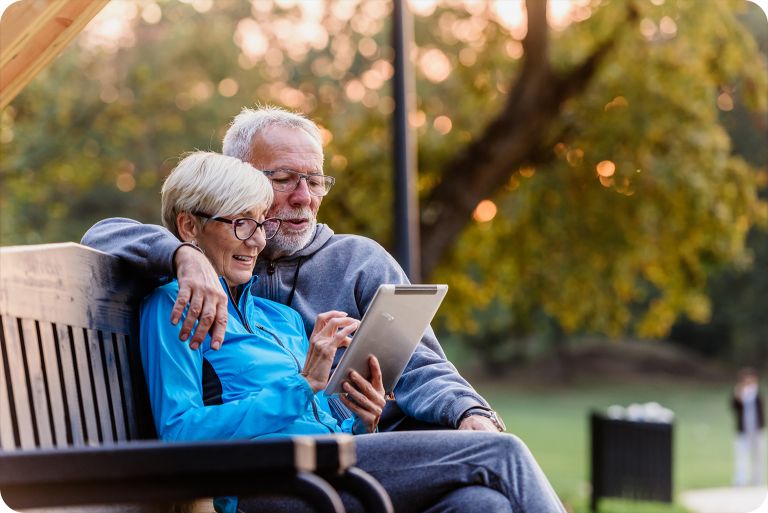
[222,106,324,164]
[161,151,273,238]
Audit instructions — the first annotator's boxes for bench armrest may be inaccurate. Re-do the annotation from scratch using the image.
[313,437,394,513]
[0,438,344,512]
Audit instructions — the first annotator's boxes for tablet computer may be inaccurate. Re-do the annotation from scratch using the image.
[325,284,448,395]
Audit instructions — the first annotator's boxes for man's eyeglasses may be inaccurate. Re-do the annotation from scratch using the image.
[261,168,335,197]
[193,212,281,240]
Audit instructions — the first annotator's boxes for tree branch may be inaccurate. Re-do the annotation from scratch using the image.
[419,0,637,278]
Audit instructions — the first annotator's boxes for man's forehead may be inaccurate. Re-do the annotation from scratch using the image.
[255,125,319,146]
[250,127,323,162]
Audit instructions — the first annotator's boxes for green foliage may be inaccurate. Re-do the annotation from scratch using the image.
[1,0,766,353]
[431,0,768,343]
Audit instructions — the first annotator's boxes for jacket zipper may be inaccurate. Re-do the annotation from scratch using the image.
[226,285,335,433]
[230,280,335,434]
[254,322,335,434]
[225,286,253,333]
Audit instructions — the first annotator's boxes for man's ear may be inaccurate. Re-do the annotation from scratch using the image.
[176,212,200,243]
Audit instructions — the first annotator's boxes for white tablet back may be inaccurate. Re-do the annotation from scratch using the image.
[325,284,448,395]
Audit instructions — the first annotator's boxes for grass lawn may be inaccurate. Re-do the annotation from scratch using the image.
[473,380,738,513]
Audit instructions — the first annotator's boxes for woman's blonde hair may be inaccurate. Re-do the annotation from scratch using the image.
[161,151,273,237]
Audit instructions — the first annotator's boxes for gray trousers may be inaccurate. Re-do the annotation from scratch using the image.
[238,431,566,513]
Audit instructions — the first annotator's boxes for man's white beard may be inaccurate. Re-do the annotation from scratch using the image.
[267,207,317,258]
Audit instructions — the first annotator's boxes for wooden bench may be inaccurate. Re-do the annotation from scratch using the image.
[0,243,392,513]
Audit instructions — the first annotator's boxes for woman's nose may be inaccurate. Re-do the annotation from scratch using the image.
[245,228,266,249]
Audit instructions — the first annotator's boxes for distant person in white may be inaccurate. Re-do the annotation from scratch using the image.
[731,367,766,486]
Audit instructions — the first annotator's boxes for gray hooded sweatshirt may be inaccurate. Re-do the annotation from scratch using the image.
[82,218,490,429]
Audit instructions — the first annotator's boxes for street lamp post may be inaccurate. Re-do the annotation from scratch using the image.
[392,0,421,282]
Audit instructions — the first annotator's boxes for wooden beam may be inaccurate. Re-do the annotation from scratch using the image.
[0,0,108,109]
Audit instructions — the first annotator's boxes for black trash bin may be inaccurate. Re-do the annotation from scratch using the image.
[590,411,673,512]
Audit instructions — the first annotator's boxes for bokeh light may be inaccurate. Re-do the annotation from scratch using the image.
[473,200,498,222]
[596,160,616,178]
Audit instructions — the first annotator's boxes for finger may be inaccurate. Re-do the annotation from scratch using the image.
[322,316,358,337]
[189,304,216,346]
[332,322,359,346]
[340,392,367,416]
[316,310,348,322]
[339,393,366,419]
[171,286,192,326]
[179,296,203,342]
[343,380,381,413]
[341,387,382,431]
[208,303,228,350]
[310,311,350,339]
[315,311,348,330]
[349,370,385,408]
[368,356,384,393]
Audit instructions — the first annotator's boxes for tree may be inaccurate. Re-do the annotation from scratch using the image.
[1,0,766,347]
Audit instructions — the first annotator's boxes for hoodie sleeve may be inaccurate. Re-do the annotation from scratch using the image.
[354,240,490,428]
[81,217,181,282]
[139,285,315,441]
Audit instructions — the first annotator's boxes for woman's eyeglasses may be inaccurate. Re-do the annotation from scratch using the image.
[193,212,281,240]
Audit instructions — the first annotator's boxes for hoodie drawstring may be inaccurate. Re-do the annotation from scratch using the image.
[286,256,304,306]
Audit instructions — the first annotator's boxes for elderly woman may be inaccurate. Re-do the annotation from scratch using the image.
[140,151,566,513]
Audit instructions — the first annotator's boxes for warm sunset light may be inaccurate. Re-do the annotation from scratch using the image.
[433,115,452,134]
[596,160,616,178]
[473,199,498,222]
[717,92,735,111]
[604,96,629,112]
[419,48,452,83]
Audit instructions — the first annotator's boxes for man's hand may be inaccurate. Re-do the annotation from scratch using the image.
[458,414,500,432]
[341,356,386,434]
[172,245,228,350]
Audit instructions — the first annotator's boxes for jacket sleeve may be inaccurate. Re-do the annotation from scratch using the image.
[81,217,181,282]
[356,243,490,428]
[139,286,315,441]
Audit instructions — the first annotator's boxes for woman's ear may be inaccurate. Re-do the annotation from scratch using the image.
[176,212,200,243]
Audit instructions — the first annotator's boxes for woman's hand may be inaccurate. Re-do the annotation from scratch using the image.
[302,311,359,393]
[341,356,386,434]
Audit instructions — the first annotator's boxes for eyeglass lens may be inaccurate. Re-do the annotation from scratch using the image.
[233,218,280,240]
[266,169,334,196]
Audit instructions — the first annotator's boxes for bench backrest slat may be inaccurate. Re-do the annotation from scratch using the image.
[38,320,70,448]
[115,332,140,440]
[21,317,56,448]
[1,313,38,448]
[0,243,154,451]
[86,327,116,444]
[0,316,17,449]
[55,323,87,446]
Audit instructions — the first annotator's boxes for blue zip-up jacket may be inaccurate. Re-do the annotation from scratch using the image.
[139,277,352,440]
[141,277,358,513]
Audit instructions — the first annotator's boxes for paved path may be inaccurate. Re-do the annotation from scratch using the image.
[681,487,768,513]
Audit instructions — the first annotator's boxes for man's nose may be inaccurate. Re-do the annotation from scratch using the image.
[288,176,312,207]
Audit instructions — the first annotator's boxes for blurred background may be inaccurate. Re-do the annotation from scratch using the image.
[1,0,767,512]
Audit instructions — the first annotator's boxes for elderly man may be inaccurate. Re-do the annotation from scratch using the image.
[82,106,502,432]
